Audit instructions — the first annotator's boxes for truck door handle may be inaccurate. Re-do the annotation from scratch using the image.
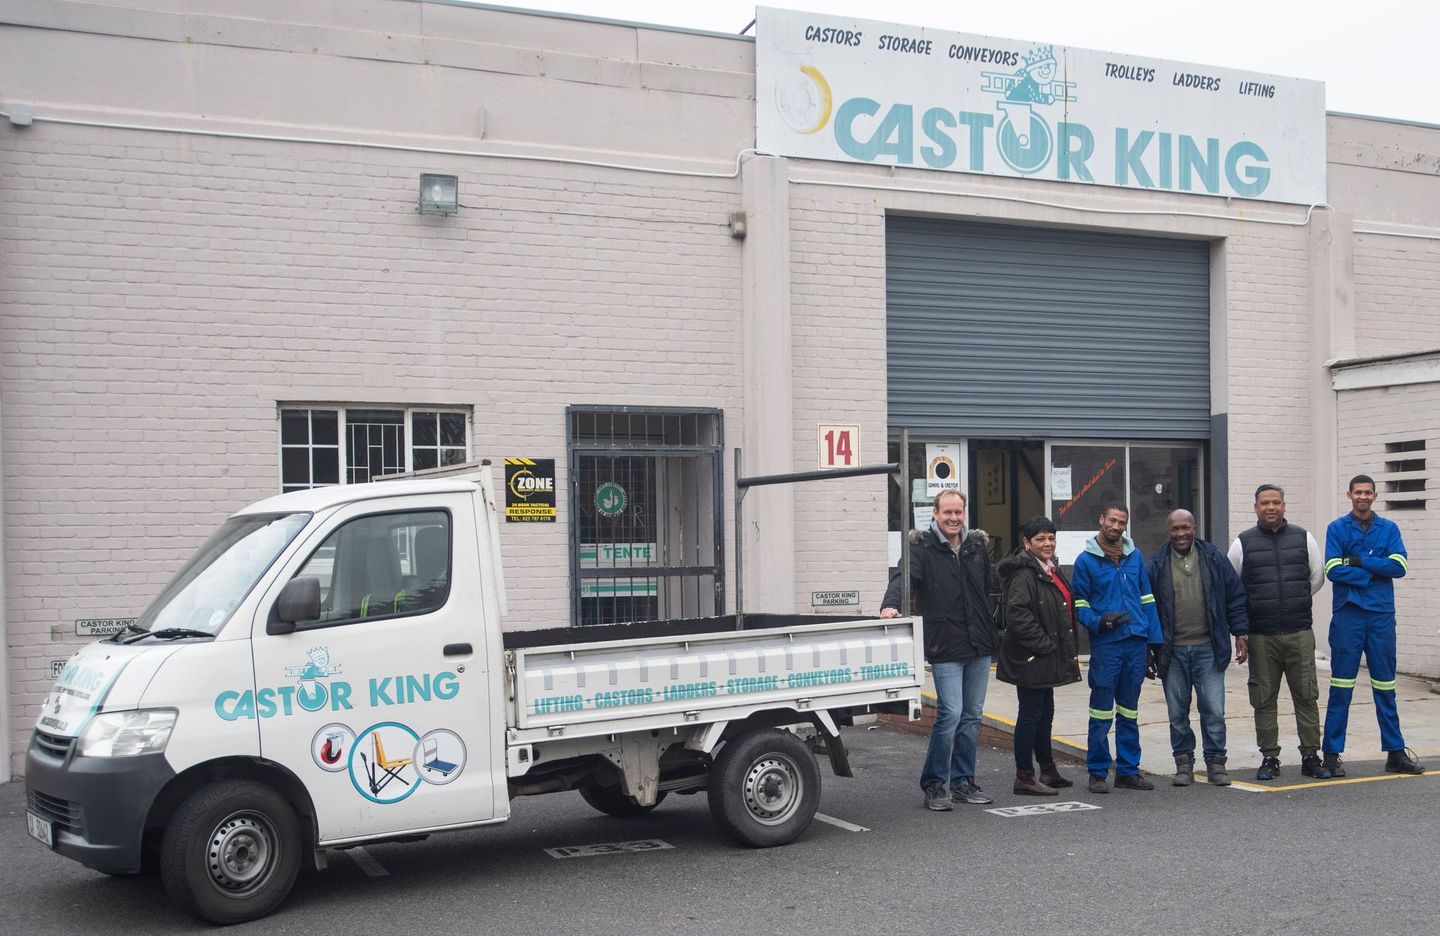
[443,643,473,657]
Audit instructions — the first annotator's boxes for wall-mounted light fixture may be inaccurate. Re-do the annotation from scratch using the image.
[419,173,459,215]
[728,210,747,240]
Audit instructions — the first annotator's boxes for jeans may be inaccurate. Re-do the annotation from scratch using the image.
[1161,642,1227,762]
[1013,686,1055,771]
[921,655,991,792]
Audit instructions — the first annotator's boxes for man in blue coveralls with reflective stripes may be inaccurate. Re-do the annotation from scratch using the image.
[1072,501,1165,793]
[1321,474,1424,776]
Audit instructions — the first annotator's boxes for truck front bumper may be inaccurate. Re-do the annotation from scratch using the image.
[24,731,175,875]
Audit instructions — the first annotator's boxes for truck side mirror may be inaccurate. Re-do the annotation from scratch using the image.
[271,576,321,634]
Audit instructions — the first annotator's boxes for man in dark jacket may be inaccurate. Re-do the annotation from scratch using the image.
[1227,484,1331,782]
[882,489,998,811]
[1147,509,1249,787]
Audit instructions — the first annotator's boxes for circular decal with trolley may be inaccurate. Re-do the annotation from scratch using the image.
[348,722,423,804]
[595,482,627,518]
[413,729,467,786]
[311,723,356,773]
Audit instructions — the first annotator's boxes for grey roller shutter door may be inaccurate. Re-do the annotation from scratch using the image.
[886,217,1210,439]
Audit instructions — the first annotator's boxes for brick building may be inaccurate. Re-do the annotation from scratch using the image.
[2,0,1438,776]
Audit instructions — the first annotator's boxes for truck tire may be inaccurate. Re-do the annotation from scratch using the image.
[578,781,668,817]
[160,779,302,925]
[707,728,820,848]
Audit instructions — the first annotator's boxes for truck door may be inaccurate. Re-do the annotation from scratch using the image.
[250,491,496,841]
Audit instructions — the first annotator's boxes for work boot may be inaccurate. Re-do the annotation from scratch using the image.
[1087,773,1110,794]
[1114,773,1155,791]
[1172,754,1195,787]
[1386,748,1426,775]
[1256,756,1281,781]
[1301,754,1333,779]
[1038,762,1074,788]
[1322,752,1346,778]
[1205,757,1231,786]
[1013,769,1058,796]
[923,786,953,811]
[952,782,994,804]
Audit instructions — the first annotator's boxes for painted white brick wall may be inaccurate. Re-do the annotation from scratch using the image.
[1336,385,1440,675]
[1353,235,1440,357]
[0,125,747,759]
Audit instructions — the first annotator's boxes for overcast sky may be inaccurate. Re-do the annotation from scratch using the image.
[466,0,1438,126]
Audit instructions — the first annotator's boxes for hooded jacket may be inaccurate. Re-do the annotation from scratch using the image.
[1146,539,1249,672]
[882,525,997,664]
[995,551,1082,689]
[1071,535,1163,647]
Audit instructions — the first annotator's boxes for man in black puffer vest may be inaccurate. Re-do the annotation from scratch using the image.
[1226,484,1331,782]
[882,490,998,812]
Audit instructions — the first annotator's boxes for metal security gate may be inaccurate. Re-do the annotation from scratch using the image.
[567,407,724,626]
[885,217,1211,440]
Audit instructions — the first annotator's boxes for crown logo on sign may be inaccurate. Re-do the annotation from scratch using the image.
[1023,45,1055,67]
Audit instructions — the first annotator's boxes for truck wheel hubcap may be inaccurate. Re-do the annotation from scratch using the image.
[207,812,275,895]
[743,754,802,825]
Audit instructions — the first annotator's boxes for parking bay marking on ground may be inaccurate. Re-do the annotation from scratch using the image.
[813,813,870,832]
[986,801,1102,818]
[1223,772,1431,793]
[545,839,674,859]
[345,846,389,877]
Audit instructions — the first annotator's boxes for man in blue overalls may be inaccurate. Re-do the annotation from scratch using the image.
[1322,474,1424,776]
[1072,501,1165,792]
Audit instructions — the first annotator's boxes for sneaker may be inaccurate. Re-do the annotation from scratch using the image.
[1256,756,1281,781]
[923,786,953,811]
[1300,754,1332,779]
[1087,773,1110,794]
[1323,752,1346,778]
[1114,773,1155,791]
[1172,755,1194,787]
[952,782,994,805]
[1205,759,1231,786]
[1385,748,1425,775]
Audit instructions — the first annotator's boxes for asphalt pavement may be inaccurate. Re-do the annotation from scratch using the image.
[3,723,1439,935]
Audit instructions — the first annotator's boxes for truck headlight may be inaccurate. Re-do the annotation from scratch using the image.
[77,710,177,757]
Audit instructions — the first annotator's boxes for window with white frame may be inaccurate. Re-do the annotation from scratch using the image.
[279,406,471,492]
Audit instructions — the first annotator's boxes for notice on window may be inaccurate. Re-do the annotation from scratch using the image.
[1055,531,1092,567]
[505,458,557,522]
[925,443,960,497]
[1051,466,1073,501]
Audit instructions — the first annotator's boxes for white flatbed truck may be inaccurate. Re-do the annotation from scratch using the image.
[24,464,922,924]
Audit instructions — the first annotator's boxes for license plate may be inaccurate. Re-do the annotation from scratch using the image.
[26,811,54,847]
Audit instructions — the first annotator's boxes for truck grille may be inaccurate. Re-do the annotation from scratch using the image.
[32,730,75,759]
[27,789,85,836]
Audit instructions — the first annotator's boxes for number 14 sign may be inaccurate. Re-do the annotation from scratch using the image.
[817,425,859,470]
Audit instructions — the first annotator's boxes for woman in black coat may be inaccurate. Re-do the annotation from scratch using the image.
[997,516,1082,795]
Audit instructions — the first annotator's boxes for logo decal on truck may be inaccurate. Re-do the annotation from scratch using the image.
[212,650,461,721]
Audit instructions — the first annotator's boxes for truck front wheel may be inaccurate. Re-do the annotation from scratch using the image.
[708,728,820,847]
[160,779,302,925]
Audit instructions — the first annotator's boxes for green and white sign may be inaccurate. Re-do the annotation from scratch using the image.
[595,482,627,518]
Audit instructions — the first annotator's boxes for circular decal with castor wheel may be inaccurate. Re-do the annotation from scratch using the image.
[311,723,356,773]
[413,729,467,786]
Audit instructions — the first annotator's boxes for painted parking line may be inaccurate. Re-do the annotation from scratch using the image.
[813,812,869,832]
[1217,772,1431,793]
[544,839,674,859]
[986,801,1101,818]
[346,846,389,877]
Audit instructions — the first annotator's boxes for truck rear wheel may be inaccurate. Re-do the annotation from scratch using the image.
[578,781,668,817]
[160,779,302,925]
[708,728,820,848]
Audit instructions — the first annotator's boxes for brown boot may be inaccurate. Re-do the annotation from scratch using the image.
[1038,762,1074,788]
[1014,769,1058,796]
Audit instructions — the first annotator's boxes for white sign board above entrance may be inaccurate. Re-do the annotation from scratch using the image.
[755,7,1326,205]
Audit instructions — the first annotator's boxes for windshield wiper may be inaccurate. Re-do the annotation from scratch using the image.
[107,622,151,644]
[145,628,216,641]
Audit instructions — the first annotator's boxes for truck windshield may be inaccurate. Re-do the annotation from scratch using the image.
[136,512,311,636]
